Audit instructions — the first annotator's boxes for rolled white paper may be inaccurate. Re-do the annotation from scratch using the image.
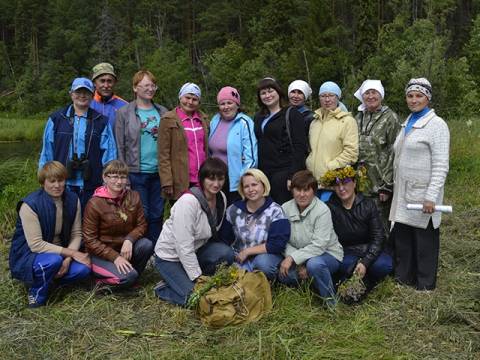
[406,204,453,213]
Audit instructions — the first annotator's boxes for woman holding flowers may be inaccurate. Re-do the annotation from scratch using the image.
[278,170,343,307]
[221,168,290,280]
[153,158,235,306]
[324,165,392,291]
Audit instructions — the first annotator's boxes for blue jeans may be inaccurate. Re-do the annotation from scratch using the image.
[278,253,340,302]
[154,241,234,306]
[236,253,283,281]
[340,252,393,284]
[129,172,164,243]
[29,253,91,307]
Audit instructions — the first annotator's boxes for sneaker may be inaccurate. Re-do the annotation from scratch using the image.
[27,295,45,308]
[94,283,113,296]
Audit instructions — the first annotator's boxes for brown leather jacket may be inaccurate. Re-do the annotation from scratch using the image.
[83,190,147,262]
[157,109,209,200]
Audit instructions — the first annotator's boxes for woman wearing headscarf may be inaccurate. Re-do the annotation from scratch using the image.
[354,80,401,231]
[389,78,450,291]
[158,82,208,201]
[253,77,307,204]
[306,81,358,200]
[209,86,257,205]
[287,80,315,138]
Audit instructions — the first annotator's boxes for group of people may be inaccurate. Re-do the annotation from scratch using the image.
[9,61,450,309]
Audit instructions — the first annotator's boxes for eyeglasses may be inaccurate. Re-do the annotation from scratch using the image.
[136,84,158,91]
[320,94,337,100]
[107,174,128,181]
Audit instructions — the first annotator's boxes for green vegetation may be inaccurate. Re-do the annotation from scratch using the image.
[0,114,45,141]
[0,119,478,359]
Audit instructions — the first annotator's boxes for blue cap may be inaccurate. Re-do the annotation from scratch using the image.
[319,81,342,98]
[70,77,94,93]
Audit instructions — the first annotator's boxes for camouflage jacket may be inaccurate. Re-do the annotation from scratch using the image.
[355,106,401,196]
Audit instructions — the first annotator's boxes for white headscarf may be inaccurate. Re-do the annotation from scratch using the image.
[288,80,312,99]
[354,80,385,111]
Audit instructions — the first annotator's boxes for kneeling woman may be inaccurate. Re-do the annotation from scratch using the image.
[83,160,153,289]
[323,166,393,289]
[221,169,290,280]
[9,161,91,307]
[154,158,235,306]
[279,170,343,306]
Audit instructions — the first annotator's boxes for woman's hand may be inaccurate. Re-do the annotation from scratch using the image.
[114,256,134,274]
[279,256,294,278]
[297,265,308,280]
[235,249,250,264]
[120,239,133,261]
[55,257,72,278]
[422,200,435,214]
[354,262,367,279]
[71,251,91,267]
[163,185,173,198]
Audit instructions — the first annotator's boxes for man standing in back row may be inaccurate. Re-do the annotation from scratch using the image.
[90,62,127,128]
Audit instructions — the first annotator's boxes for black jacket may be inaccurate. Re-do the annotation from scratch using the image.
[327,193,386,267]
[254,106,307,177]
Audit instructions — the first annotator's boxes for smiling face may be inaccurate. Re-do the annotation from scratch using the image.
[93,74,116,98]
[219,100,239,121]
[259,87,280,110]
[43,178,65,198]
[292,186,315,212]
[334,178,356,205]
[179,94,200,115]
[242,175,265,203]
[133,75,157,102]
[288,89,306,107]
[319,93,338,111]
[362,89,382,112]
[103,173,128,196]
[70,88,93,110]
[202,176,225,197]
[406,91,429,113]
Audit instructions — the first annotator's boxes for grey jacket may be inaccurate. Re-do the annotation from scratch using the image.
[115,101,168,173]
[389,109,450,229]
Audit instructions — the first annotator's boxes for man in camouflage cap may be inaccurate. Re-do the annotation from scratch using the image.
[90,62,127,128]
[354,80,401,232]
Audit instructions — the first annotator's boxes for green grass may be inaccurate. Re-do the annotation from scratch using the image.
[0,113,46,141]
[0,118,479,359]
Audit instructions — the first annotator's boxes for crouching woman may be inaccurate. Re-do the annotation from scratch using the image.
[9,161,91,308]
[83,160,153,290]
[153,158,235,306]
[278,170,343,307]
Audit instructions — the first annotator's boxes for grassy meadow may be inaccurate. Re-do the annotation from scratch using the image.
[0,114,45,142]
[0,116,479,359]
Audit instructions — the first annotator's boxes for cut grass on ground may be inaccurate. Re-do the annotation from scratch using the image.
[0,118,479,359]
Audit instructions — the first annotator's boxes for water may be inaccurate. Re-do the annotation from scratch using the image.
[0,141,40,162]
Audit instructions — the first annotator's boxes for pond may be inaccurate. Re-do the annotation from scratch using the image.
[0,141,40,162]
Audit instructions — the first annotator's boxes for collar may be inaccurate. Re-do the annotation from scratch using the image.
[232,196,273,215]
[176,106,201,122]
[288,196,320,221]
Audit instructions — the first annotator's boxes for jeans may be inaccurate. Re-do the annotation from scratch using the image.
[129,172,164,243]
[236,253,283,280]
[91,237,153,287]
[278,253,340,302]
[339,252,393,285]
[154,241,234,306]
[29,253,91,306]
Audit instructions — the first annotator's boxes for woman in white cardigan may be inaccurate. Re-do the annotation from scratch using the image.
[389,78,450,291]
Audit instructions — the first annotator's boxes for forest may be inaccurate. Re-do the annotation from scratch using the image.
[2,0,480,117]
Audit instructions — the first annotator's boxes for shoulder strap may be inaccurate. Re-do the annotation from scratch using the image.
[285,106,294,152]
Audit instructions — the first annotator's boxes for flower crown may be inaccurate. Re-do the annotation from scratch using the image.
[319,164,370,192]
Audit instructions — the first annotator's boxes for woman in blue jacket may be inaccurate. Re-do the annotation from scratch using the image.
[209,86,257,205]
[9,161,91,308]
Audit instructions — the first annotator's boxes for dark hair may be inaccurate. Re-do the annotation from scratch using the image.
[256,77,287,116]
[199,157,227,186]
[291,170,317,192]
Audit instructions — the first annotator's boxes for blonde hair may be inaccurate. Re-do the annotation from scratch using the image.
[238,168,271,199]
[102,160,129,177]
[38,161,68,185]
